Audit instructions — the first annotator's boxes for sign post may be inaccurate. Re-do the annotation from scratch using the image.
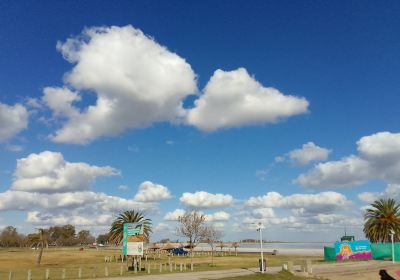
[123,222,145,270]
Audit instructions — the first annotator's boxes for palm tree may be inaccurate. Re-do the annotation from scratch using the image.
[109,210,152,244]
[364,198,400,242]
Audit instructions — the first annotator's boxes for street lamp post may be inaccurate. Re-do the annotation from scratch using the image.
[257,222,265,273]
[390,229,395,263]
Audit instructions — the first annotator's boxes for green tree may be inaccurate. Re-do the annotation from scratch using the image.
[96,233,109,245]
[364,198,400,242]
[108,210,152,244]
[78,230,94,245]
[0,226,23,247]
[48,225,77,246]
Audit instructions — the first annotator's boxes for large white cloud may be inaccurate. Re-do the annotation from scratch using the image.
[246,191,349,214]
[43,26,310,143]
[180,191,234,208]
[0,102,28,142]
[45,25,197,144]
[288,142,331,166]
[296,132,400,188]
[11,151,118,193]
[186,68,309,131]
[133,181,172,202]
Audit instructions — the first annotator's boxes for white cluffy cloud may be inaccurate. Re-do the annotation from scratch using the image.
[0,102,28,142]
[163,209,186,221]
[246,191,349,214]
[296,132,400,188]
[27,211,113,226]
[358,184,400,204]
[180,191,234,208]
[187,68,309,131]
[133,181,172,202]
[288,142,331,166]
[11,151,118,193]
[205,211,230,222]
[0,190,155,212]
[0,151,173,228]
[44,25,197,144]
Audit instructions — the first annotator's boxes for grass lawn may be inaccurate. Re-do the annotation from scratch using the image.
[0,248,323,279]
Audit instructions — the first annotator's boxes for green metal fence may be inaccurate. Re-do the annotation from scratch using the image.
[371,242,400,261]
[323,246,336,261]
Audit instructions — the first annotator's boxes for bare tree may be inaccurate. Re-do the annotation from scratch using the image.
[232,242,240,256]
[34,229,49,266]
[176,211,207,268]
[204,225,223,266]
[218,241,225,253]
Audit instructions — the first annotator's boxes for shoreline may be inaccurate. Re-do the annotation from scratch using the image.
[193,246,324,256]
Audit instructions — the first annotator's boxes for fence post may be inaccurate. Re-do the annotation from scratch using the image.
[27,269,32,280]
[93,266,97,278]
[180,263,183,272]
[105,265,109,277]
[191,262,194,271]
[159,263,162,273]
[134,258,138,274]
[45,268,50,280]
[306,259,312,274]
[287,261,293,273]
[174,262,177,270]
[147,263,151,274]
[169,262,172,272]
[62,268,66,279]
[8,271,12,280]
[78,267,82,279]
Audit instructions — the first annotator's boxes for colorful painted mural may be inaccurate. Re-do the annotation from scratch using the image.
[334,240,372,261]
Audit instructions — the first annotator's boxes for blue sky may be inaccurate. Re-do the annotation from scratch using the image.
[1,0,400,242]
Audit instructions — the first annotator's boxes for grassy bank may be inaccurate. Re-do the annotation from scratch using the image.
[0,247,322,279]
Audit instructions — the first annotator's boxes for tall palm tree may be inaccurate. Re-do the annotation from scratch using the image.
[109,210,152,244]
[364,198,400,242]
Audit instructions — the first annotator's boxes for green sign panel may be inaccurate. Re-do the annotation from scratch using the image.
[122,222,144,256]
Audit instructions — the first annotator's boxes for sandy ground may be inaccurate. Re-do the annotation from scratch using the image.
[309,260,400,280]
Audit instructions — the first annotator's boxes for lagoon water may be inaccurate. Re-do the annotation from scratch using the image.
[239,242,332,250]
[195,242,331,255]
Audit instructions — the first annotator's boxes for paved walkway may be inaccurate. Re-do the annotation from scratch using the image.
[97,261,400,280]
[97,267,265,280]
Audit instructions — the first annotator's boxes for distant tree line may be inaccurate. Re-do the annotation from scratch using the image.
[0,225,109,248]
